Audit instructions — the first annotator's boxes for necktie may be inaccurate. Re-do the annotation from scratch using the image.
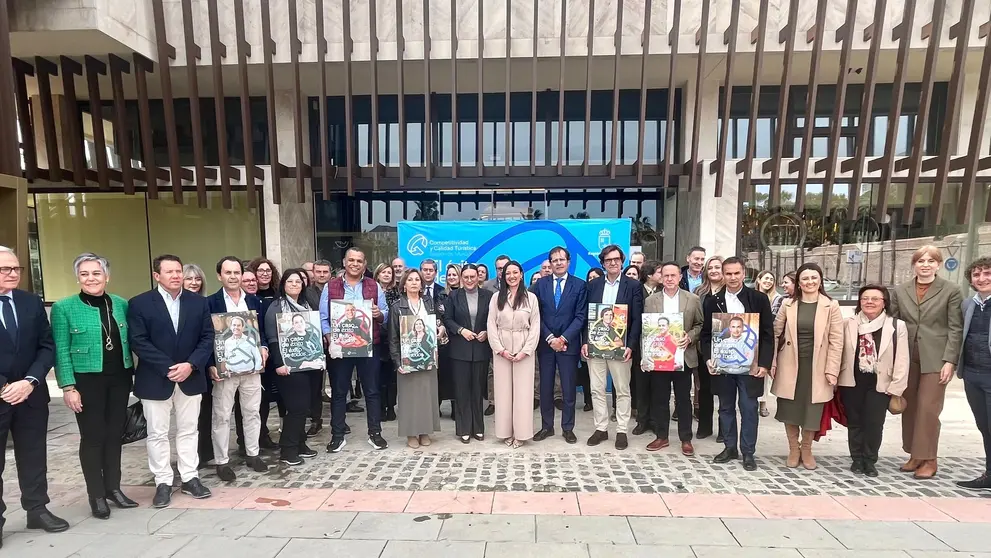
[1,296,17,344]
[426,285,432,299]
[554,278,563,308]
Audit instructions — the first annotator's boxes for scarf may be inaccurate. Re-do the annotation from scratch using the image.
[279,296,310,314]
[856,311,887,374]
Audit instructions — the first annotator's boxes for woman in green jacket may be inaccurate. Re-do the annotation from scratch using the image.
[50,253,137,520]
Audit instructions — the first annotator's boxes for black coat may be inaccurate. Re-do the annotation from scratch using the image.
[700,286,774,399]
[443,288,493,362]
[584,275,644,349]
[0,289,53,409]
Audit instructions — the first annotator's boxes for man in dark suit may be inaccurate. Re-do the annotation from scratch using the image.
[482,254,510,292]
[532,246,587,444]
[128,254,215,508]
[0,247,68,541]
[700,256,774,471]
[582,244,643,450]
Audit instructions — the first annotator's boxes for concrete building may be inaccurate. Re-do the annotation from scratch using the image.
[4,0,991,300]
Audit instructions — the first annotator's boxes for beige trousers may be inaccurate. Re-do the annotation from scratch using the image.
[901,361,947,461]
[212,373,263,464]
[493,354,536,441]
[589,358,632,434]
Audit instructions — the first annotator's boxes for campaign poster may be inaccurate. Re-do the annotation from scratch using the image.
[587,303,628,360]
[400,315,438,371]
[710,312,760,375]
[641,312,685,372]
[276,311,325,372]
[211,311,264,379]
[329,299,374,358]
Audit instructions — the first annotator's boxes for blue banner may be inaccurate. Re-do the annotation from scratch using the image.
[398,219,631,286]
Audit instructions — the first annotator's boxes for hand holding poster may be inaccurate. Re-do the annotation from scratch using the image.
[709,312,760,375]
[276,311,325,372]
[329,300,374,359]
[587,303,628,360]
[400,315,438,372]
[212,311,263,379]
[641,312,685,372]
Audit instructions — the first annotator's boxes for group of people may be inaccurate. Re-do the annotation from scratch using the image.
[1,238,991,540]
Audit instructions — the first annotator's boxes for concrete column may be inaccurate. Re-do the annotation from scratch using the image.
[263,89,316,272]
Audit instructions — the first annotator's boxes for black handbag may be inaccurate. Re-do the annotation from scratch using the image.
[121,401,148,444]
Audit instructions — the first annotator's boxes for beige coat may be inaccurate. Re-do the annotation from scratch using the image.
[643,289,703,368]
[486,291,541,357]
[771,295,844,404]
[888,275,964,374]
[837,314,910,396]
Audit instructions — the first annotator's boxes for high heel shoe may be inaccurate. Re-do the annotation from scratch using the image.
[106,489,139,509]
[89,497,111,519]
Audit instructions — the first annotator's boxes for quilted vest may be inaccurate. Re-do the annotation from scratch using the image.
[327,276,381,344]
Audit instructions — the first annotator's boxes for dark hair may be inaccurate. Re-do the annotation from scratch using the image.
[660,260,681,272]
[599,307,614,318]
[215,255,244,275]
[586,267,604,281]
[247,257,281,289]
[549,246,570,261]
[966,257,991,289]
[420,258,437,271]
[153,254,183,273]
[314,259,332,269]
[688,246,706,257]
[640,260,661,283]
[279,268,308,303]
[658,316,670,326]
[855,284,891,314]
[623,265,640,280]
[399,268,424,295]
[495,255,510,265]
[477,263,489,276]
[598,244,626,265]
[291,313,306,321]
[795,262,831,299]
[497,260,529,311]
[721,256,745,270]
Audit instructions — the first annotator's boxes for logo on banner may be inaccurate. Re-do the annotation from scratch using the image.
[597,229,612,250]
[406,234,428,256]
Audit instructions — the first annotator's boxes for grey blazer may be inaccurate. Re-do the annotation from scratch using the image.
[643,289,703,369]
[889,275,964,374]
[957,296,991,378]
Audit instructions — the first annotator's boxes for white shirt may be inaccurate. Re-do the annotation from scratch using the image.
[662,290,680,314]
[551,273,569,294]
[158,285,181,332]
[602,274,621,306]
[223,288,249,312]
[725,287,746,314]
[0,292,15,329]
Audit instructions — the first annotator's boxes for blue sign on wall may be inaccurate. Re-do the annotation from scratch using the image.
[398,219,632,286]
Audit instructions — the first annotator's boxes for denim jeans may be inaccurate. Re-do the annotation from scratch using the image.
[717,374,759,455]
[329,345,382,438]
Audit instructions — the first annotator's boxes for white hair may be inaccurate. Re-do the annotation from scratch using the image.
[0,246,13,255]
[73,253,110,276]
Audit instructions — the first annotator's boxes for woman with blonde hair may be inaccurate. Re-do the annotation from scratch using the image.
[694,256,724,298]
[445,263,462,295]
[693,255,724,437]
[182,263,206,294]
[888,245,963,479]
[755,270,780,417]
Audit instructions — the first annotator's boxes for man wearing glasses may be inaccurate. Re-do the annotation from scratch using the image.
[0,247,69,540]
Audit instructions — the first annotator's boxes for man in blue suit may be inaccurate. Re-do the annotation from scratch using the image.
[0,246,68,542]
[128,254,214,508]
[532,246,587,444]
[583,244,643,451]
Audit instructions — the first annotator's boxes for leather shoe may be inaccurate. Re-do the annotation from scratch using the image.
[586,430,609,446]
[583,402,593,412]
[900,457,922,472]
[216,464,237,482]
[259,434,279,450]
[181,478,212,499]
[346,401,365,413]
[246,455,269,473]
[851,460,865,474]
[681,441,695,456]
[484,404,495,416]
[554,399,564,411]
[563,430,577,444]
[89,497,111,520]
[631,423,649,436]
[713,447,739,464]
[716,433,725,444]
[742,454,758,471]
[646,437,669,451]
[26,510,70,533]
[696,428,712,439]
[532,428,554,442]
[957,472,991,489]
[152,483,172,508]
[106,489,139,509]
[864,462,879,477]
[615,433,628,450]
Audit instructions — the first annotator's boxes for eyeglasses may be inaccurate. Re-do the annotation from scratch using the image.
[0,266,24,276]
[603,257,623,264]
[860,296,884,303]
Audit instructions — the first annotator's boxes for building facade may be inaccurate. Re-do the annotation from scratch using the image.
[5,0,991,301]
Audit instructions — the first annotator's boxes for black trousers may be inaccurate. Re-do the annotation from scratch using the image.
[198,387,216,463]
[452,359,487,437]
[636,367,658,428]
[74,373,132,498]
[651,367,695,442]
[0,394,51,528]
[308,368,324,423]
[379,358,398,410]
[964,372,991,473]
[840,372,889,464]
[577,360,592,405]
[697,368,716,434]
[276,369,319,458]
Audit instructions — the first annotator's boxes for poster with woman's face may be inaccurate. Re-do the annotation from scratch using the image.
[711,312,760,375]
[276,311,325,372]
[329,299,374,358]
[641,312,685,372]
[400,315,438,371]
[211,311,263,378]
[586,303,629,360]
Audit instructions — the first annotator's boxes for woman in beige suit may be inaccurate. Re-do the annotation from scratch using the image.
[487,260,541,448]
[838,285,910,478]
[889,245,964,479]
[771,263,844,470]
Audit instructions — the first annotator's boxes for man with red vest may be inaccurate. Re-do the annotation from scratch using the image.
[320,247,389,453]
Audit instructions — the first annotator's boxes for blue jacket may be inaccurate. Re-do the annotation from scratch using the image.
[0,289,54,409]
[532,274,587,355]
[127,288,214,401]
[584,275,644,348]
